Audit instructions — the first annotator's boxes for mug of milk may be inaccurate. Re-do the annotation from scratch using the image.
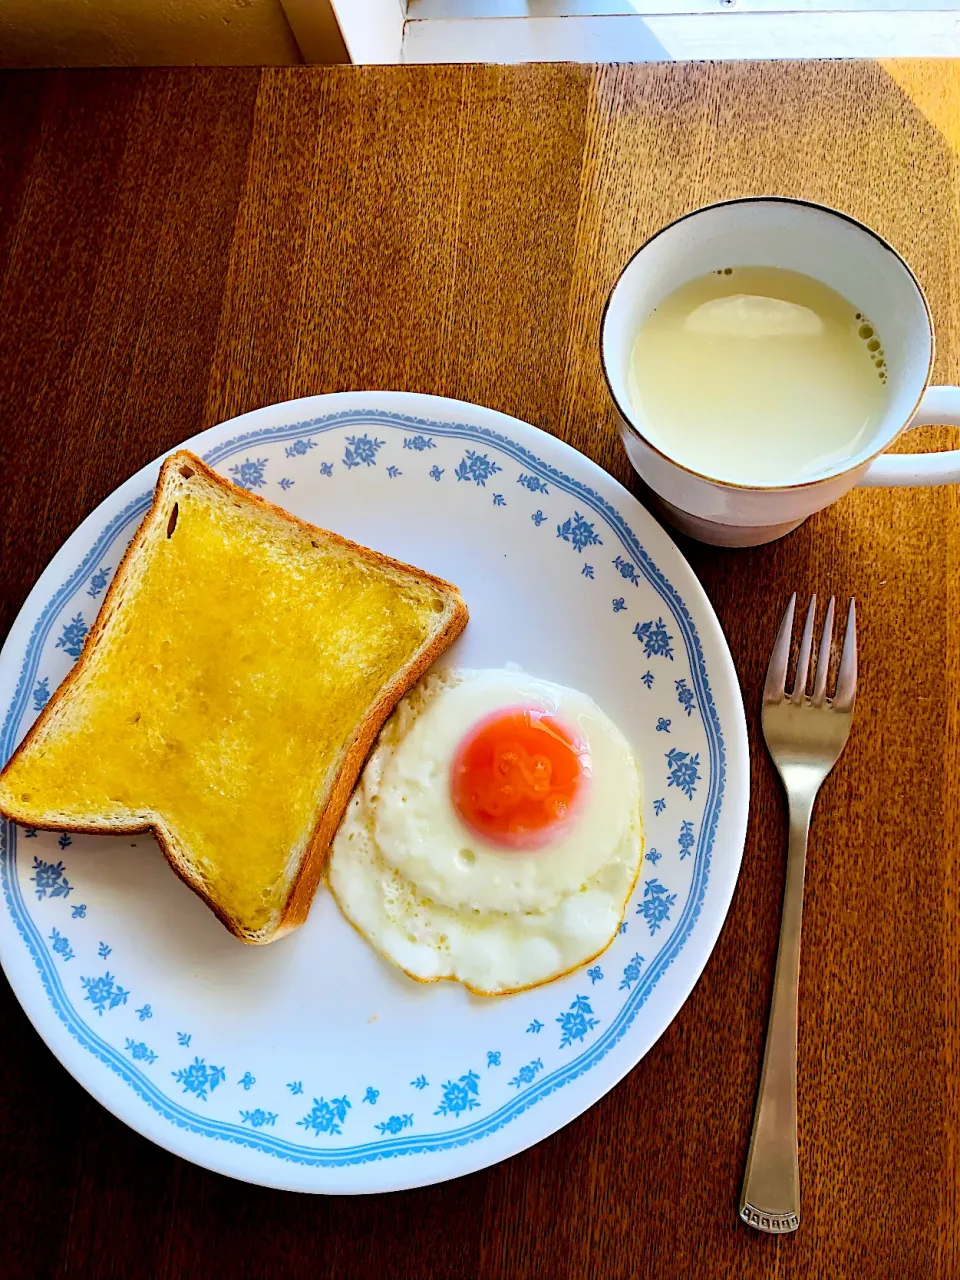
[601,197,960,546]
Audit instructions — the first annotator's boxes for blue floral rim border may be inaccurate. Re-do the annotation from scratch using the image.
[0,407,727,1170]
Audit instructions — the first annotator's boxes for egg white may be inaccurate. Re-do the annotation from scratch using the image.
[364,668,640,913]
[328,668,644,996]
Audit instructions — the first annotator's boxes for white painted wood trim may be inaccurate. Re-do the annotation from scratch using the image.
[401,11,960,60]
[411,0,960,14]
[279,0,352,62]
[328,0,407,62]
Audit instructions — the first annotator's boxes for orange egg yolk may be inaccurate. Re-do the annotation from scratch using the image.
[450,706,591,850]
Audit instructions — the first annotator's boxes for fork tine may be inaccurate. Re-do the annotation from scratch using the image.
[812,596,835,706]
[833,598,857,710]
[764,593,796,704]
[790,595,817,704]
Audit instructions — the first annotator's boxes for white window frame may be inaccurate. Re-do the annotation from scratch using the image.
[284,0,960,62]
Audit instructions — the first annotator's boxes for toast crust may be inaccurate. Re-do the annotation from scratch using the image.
[0,450,468,943]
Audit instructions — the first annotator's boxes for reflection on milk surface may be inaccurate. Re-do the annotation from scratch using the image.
[628,266,888,487]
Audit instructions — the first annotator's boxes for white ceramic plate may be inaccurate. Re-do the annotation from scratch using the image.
[0,393,748,1194]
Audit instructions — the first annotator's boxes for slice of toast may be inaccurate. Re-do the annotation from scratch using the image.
[0,450,468,943]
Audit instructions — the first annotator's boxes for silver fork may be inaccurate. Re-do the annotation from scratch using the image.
[740,594,858,1235]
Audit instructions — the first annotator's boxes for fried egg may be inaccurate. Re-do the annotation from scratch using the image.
[329,668,643,996]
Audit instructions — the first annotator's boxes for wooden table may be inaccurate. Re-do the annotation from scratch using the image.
[1,61,958,1279]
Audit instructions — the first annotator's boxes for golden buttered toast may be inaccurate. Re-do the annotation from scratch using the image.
[0,451,468,943]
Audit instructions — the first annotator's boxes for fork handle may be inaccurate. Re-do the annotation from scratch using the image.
[740,794,814,1234]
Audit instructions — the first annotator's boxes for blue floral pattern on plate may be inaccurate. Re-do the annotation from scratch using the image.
[0,398,739,1192]
[299,1096,351,1136]
[56,614,88,661]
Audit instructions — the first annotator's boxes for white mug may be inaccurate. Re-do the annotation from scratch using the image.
[601,197,960,547]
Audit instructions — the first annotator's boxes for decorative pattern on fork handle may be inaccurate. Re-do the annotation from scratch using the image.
[740,1205,799,1234]
[739,593,857,1235]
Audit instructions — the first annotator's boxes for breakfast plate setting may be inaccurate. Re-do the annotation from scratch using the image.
[0,390,749,1193]
[6,61,960,1272]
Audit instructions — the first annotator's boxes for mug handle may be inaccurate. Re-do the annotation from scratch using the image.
[859,386,960,487]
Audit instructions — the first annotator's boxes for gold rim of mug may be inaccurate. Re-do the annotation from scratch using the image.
[599,195,936,494]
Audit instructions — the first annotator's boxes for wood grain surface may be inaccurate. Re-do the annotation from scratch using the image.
[1,62,958,1279]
